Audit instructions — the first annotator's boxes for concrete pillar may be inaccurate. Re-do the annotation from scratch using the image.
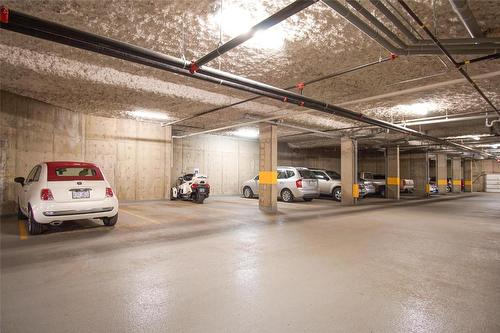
[436,153,448,194]
[258,123,278,213]
[451,157,462,193]
[463,159,473,192]
[410,151,430,197]
[385,146,400,200]
[341,137,358,205]
[164,125,173,199]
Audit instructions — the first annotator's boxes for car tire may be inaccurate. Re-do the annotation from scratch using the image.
[380,188,386,198]
[303,198,313,202]
[281,189,294,203]
[170,188,176,200]
[103,214,118,226]
[27,206,43,235]
[243,186,254,199]
[332,187,341,202]
[17,201,26,220]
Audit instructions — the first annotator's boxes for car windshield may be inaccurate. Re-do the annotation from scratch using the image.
[373,174,385,179]
[298,169,316,179]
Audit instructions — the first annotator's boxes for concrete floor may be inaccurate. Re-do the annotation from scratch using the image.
[1,193,500,332]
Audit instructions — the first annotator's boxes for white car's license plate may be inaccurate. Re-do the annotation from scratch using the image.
[199,188,205,193]
[72,190,90,199]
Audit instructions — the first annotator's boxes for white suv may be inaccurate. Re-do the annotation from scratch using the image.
[15,161,119,235]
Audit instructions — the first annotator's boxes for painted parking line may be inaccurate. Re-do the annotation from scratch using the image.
[18,220,28,240]
[120,208,161,225]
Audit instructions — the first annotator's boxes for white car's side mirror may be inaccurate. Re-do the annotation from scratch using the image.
[14,177,25,186]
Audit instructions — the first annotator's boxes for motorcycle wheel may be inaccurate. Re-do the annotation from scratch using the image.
[194,193,206,204]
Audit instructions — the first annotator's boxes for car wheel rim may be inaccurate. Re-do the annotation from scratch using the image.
[244,188,251,197]
[28,212,32,232]
[335,191,341,200]
[283,191,291,201]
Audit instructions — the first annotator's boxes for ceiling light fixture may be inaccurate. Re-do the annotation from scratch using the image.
[230,127,259,139]
[212,5,285,50]
[395,101,440,116]
[127,110,170,122]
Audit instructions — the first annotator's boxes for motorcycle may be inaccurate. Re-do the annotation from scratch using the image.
[171,173,210,204]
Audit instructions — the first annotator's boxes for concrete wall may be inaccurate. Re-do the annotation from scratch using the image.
[472,159,500,192]
[0,90,172,214]
[172,135,259,195]
[358,150,385,174]
[278,143,341,171]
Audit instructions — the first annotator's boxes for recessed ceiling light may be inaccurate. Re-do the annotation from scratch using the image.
[127,110,170,121]
[230,127,259,139]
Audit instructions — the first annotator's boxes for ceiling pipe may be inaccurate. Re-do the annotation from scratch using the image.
[369,0,419,43]
[448,0,484,38]
[322,1,499,55]
[414,37,500,45]
[166,54,397,125]
[321,0,401,54]
[345,0,406,48]
[398,0,500,117]
[456,52,500,67]
[0,7,492,158]
[191,0,318,71]
[338,70,500,107]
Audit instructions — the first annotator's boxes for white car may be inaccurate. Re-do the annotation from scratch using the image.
[15,161,119,235]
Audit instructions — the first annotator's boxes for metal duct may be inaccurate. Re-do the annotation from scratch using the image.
[449,0,484,38]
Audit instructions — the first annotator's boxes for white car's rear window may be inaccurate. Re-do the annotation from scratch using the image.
[55,167,97,177]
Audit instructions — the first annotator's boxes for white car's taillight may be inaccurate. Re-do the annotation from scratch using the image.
[106,187,114,197]
[40,188,54,201]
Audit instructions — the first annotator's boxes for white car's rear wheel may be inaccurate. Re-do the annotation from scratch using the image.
[103,214,118,226]
[281,189,294,203]
[27,207,43,235]
[243,186,254,199]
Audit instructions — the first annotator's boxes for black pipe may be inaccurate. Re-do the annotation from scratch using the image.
[167,55,397,125]
[456,53,500,67]
[192,0,318,70]
[0,7,491,157]
[397,0,500,117]
[345,0,406,48]
[369,0,419,43]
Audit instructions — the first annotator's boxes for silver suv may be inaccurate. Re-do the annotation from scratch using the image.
[241,166,319,202]
[311,169,368,201]
[310,169,342,201]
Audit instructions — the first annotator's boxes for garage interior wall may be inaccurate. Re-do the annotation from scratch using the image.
[278,143,341,171]
[172,135,259,195]
[0,90,172,214]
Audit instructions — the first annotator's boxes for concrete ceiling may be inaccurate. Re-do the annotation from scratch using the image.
[1,0,499,153]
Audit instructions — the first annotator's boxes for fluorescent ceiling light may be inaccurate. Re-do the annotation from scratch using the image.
[212,6,285,50]
[230,127,259,139]
[444,134,492,140]
[395,101,440,116]
[128,110,170,121]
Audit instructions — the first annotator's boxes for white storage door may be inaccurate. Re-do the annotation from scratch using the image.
[486,174,500,193]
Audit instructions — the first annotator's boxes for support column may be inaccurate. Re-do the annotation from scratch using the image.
[463,158,473,192]
[259,123,277,213]
[341,137,358,205]
[385,146,400,200]
[436,153,448,194]
[410,151,430,197]
[451,157,462,193]
[164,125,173,199]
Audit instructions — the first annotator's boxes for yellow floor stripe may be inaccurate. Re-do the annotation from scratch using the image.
[18,220,28,240]
[120,208,160,225]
